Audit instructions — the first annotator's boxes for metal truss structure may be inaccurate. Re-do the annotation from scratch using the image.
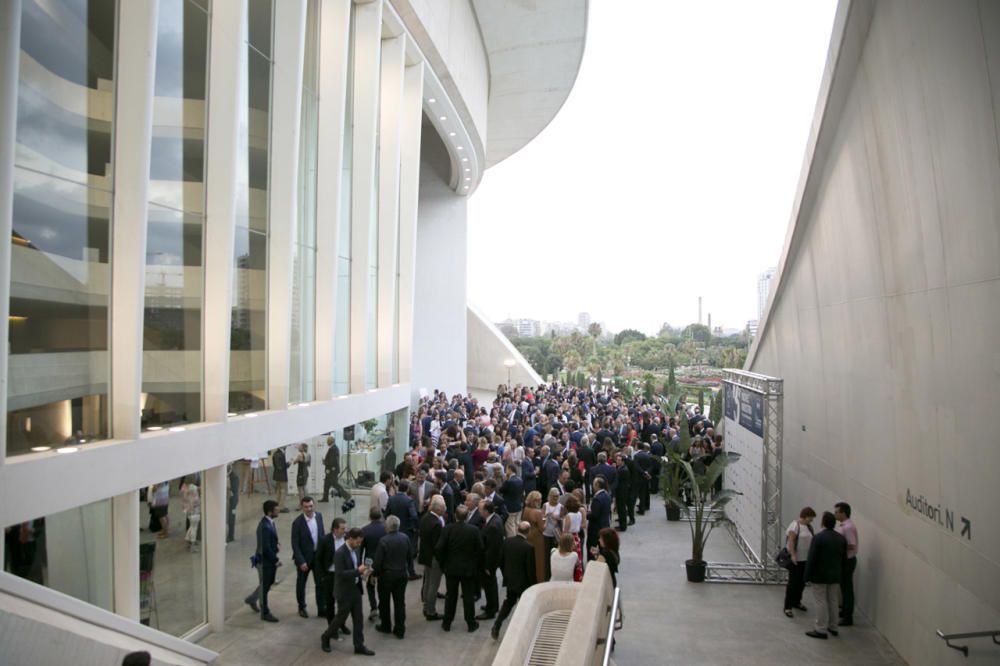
[706,370,785,584]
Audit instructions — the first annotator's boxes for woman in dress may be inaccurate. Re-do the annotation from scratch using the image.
[562,495,586,581]
[549,533,579,582]
[592,527,620,587]
[542,488,564,580]
[521,491,547,584]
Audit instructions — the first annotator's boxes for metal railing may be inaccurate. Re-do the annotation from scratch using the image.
[936,629,1000,657]
[600,587,622,666]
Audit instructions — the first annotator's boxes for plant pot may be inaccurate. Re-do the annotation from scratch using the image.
[685,559,706,583]
[665,504,681,521]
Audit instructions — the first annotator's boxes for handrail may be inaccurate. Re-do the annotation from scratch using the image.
[600,586,621,666]
[936,629,1000,657]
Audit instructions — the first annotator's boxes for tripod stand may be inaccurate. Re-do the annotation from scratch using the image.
[338,437,354,487]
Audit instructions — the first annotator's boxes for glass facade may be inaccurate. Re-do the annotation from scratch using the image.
[143,0,209,430]
[333,5,355,397]
[289,0,320,405]
[229,0,273,414]
[6,0,117,455]
[4,498,114,611]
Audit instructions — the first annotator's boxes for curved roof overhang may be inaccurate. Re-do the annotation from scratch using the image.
[472,0,588,168]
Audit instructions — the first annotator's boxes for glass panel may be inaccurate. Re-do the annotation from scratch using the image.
[247,0,273,58]
[334,257,350,396]
[230,41,271,414]
[141,475,206,635]
[365,12,378,391]
[143,0,208,430]
[148,0,209,212]
[15,0,117,186]
[4,498,113,611]
[334,6,354,396]
[7,168,110,455]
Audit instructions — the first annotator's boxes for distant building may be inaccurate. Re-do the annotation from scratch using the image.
[515,318,541,337]
[578,312,591,331]
[747,319,759,338]
[758,267,777,321]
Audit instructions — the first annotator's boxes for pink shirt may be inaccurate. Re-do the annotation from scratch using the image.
[836,519,858,559]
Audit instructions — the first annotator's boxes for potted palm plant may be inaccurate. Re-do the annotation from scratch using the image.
[658,394,689,521]
[665,450,741,582]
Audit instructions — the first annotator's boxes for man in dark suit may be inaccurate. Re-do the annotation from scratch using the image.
[633,444,653,514]
[386,481,420,579]
[805,512,848,640]
[418,495,446,620]
[477,499,505,620]
[499,463,524,537]
[359,506,386,621]
[244,500,281,622]
[272,448,289,512]
[291,496,326,618]
[320,435,350,502]
[379,438,397,479]
[539,446,561,498]
[465,493,485,529]
[614,452,634,531]
[435,504,484,632]
[490,521,537,640]
[521,448,537,495]
[592,451,618,494]
[437,470,456,522]
[649,435,665,496]
[587,478,612,561]
[321,528,375,656]
[226,464,239,543]
[316,517,348,630]
[373,515,411,638]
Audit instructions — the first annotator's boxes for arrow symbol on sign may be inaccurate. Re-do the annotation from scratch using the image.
[960,517,971,540]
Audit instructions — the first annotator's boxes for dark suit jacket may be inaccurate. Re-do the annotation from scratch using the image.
[315,533,339,580]
[333,544,364,603]
[499,475,525,513]
[498,534,536,595]
[386,492,418,533]
[272,450,288,483]
[418,512,444,566]
[482,513,505,572]
[805,528,848,584]
[592,463,618,492]
[588,490,612,537]
[360,520,386,564]
[381,448,397,477]
[374,531,411,576]
[435,521,483,578]
[441,483,456,522]
[291,512,325,567]
[256,517,279,567]
[542,457,561,489]
[467,507,485,529]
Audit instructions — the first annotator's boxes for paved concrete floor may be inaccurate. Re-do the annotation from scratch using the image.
[200,490,906,665]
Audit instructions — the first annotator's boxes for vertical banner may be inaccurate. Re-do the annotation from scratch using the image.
[722,381,766,561]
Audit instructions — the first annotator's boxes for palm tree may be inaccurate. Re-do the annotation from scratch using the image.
[609,349,626,378]
[563,349,582,384]
[586,356,602,384]
[587,322,602,355]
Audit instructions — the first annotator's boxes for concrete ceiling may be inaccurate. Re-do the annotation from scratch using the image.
[472,0,588,168]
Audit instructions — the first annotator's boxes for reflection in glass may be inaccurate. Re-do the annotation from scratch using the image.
[143,0,208,430]
[140,475,206,635]
[290,0,319,404]
[230,21,273,413]
[4,498,113,611]
[334,6,355,396]
[7,169,110,455]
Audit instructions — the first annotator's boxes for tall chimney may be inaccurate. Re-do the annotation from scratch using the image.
[698,297,702,325]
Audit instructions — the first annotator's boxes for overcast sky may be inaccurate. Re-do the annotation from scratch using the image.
[468,0,838,335]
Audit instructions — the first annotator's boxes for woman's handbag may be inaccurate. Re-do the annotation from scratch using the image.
[774,546,793,570]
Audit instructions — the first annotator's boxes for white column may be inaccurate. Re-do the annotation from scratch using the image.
[110,0,158,440]
[397,62,423,385]
[203,463,226,631]
[314,0,352,402]
[202,0,248,423]
[112,490,140,620]
[349,0,382,394]
[266,1,307,410]
[0,0,21,461]
[376,36,404,387]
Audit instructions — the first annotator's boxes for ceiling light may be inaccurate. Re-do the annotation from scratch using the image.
[147,426,163,431]
[439,116,447,121]
[465,177,471,181]
[30,446,51,452]
[8,315,27,321]
[227,412,237,417]
[78,439,87,444]
[168,426,186,432]
[448,131,456,137]
[245,413,258,418]
[464,168,470,172]
[457,146,463,151]
[462,157,468,162]
[428,97,436,103]
[56,447,78,454]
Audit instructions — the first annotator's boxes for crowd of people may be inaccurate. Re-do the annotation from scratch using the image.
[244,381,695,656]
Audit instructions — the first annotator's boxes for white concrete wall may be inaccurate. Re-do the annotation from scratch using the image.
[467,304,543,392]
[410,126,468,400]
[749,2,1000,664]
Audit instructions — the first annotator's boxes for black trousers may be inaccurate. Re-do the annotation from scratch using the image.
[324,591,364,649]
[616,490,631,527]
[320,575,338,625]
[296,563,324,613]
[405,531,418,576]
[840,557,857,620]
[783,561,806,610]
[245,564,276,615]
[366,577,378,615]
[443,573,477,628]
[481,567,499,615]
[649,473,660,496]
[492,588,522,632]
[377,571,408,635]
[322,469,349,501]
[636,478,650,512]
